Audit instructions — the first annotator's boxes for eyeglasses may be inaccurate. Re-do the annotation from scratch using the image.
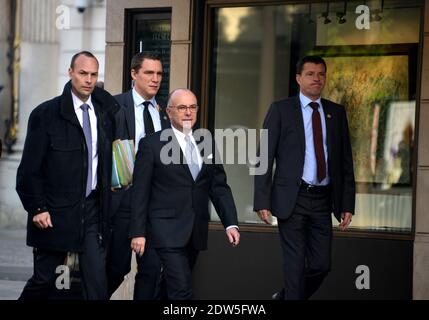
[169,104,199,113]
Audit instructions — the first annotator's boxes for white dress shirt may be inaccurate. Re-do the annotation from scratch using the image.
[71,91,98,191]
[171,126,238,232]
[299,92,330,186]
[133,88,162,152]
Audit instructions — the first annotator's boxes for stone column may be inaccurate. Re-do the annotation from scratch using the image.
[0,0,14,227]
[0,0,59,228]
[0,0,11,143]
[19,0,59,148]
[413,0,429,300]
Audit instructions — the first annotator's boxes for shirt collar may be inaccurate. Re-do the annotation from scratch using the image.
[132,88,157,108]
[71,90,94,111]
[299,92,322,110]
[171,125,193,141]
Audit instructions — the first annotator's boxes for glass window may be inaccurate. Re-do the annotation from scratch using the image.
[125,11,171,105]
[208,0,422,232]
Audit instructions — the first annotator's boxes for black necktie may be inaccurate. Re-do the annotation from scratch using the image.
[142,101,155,136]
[309,102,326,183]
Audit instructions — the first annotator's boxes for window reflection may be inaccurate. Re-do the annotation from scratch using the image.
[209,1,421,232]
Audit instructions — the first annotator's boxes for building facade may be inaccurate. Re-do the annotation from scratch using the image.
[0,0,428,299]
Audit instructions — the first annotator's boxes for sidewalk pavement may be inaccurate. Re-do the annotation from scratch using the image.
[0,229,32,300]
[0,280,26,300]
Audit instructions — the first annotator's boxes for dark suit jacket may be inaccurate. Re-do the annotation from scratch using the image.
[110,90,170,219]
[130,129,238,251]
[253,96,356,222]
[16,81,120,251]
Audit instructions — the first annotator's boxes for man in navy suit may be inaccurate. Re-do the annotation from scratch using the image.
[130,88,240,300]
[107,52,169,299]
[254,55,356,300]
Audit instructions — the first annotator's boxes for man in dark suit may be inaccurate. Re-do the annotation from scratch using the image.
[107,52,169,299]
[130,88,240,300]
[254,55,356,300]
[16,51,119,300]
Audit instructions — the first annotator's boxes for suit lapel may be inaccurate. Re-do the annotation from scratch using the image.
[159,107,170,130]
[125,90,136,141]
[292,96,306,157]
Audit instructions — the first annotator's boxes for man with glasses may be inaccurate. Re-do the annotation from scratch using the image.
[130,88,240,299]
[108,51,169,299]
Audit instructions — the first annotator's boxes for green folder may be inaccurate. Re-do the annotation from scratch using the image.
[111,139,135,189]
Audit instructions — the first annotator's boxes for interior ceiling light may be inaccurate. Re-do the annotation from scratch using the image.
[371,0,384,22]
[336,1,347,24]
[321,2,331,24]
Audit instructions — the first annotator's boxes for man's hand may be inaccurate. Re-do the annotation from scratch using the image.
[257,209,272,225]
[226,227,240,247]
[339,212,353,231]
[131,236,146,256]
[33,212,53,229]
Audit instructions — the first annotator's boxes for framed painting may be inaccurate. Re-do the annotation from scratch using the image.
[313,44,417,188]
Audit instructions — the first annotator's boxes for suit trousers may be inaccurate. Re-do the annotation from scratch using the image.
[134,247,166,300]
[277,187,333,300]
[108,216,166,300]
[108,188,166,299]
[155,243,199,300]
[19,193,108,300]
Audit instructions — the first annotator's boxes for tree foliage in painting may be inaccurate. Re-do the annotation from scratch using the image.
[323,55,409,183]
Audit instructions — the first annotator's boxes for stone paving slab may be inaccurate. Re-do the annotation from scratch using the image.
[0,280,25,300]
[0,229,32,268]
[0,228,31,300]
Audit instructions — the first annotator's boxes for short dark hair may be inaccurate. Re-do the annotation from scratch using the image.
[296,55,327,74]
[70,51,99,69]
[130,51,162,72]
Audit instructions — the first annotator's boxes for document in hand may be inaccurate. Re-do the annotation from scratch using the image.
[111,139,135,189]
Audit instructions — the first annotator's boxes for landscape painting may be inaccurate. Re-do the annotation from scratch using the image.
[323,54,411,185]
